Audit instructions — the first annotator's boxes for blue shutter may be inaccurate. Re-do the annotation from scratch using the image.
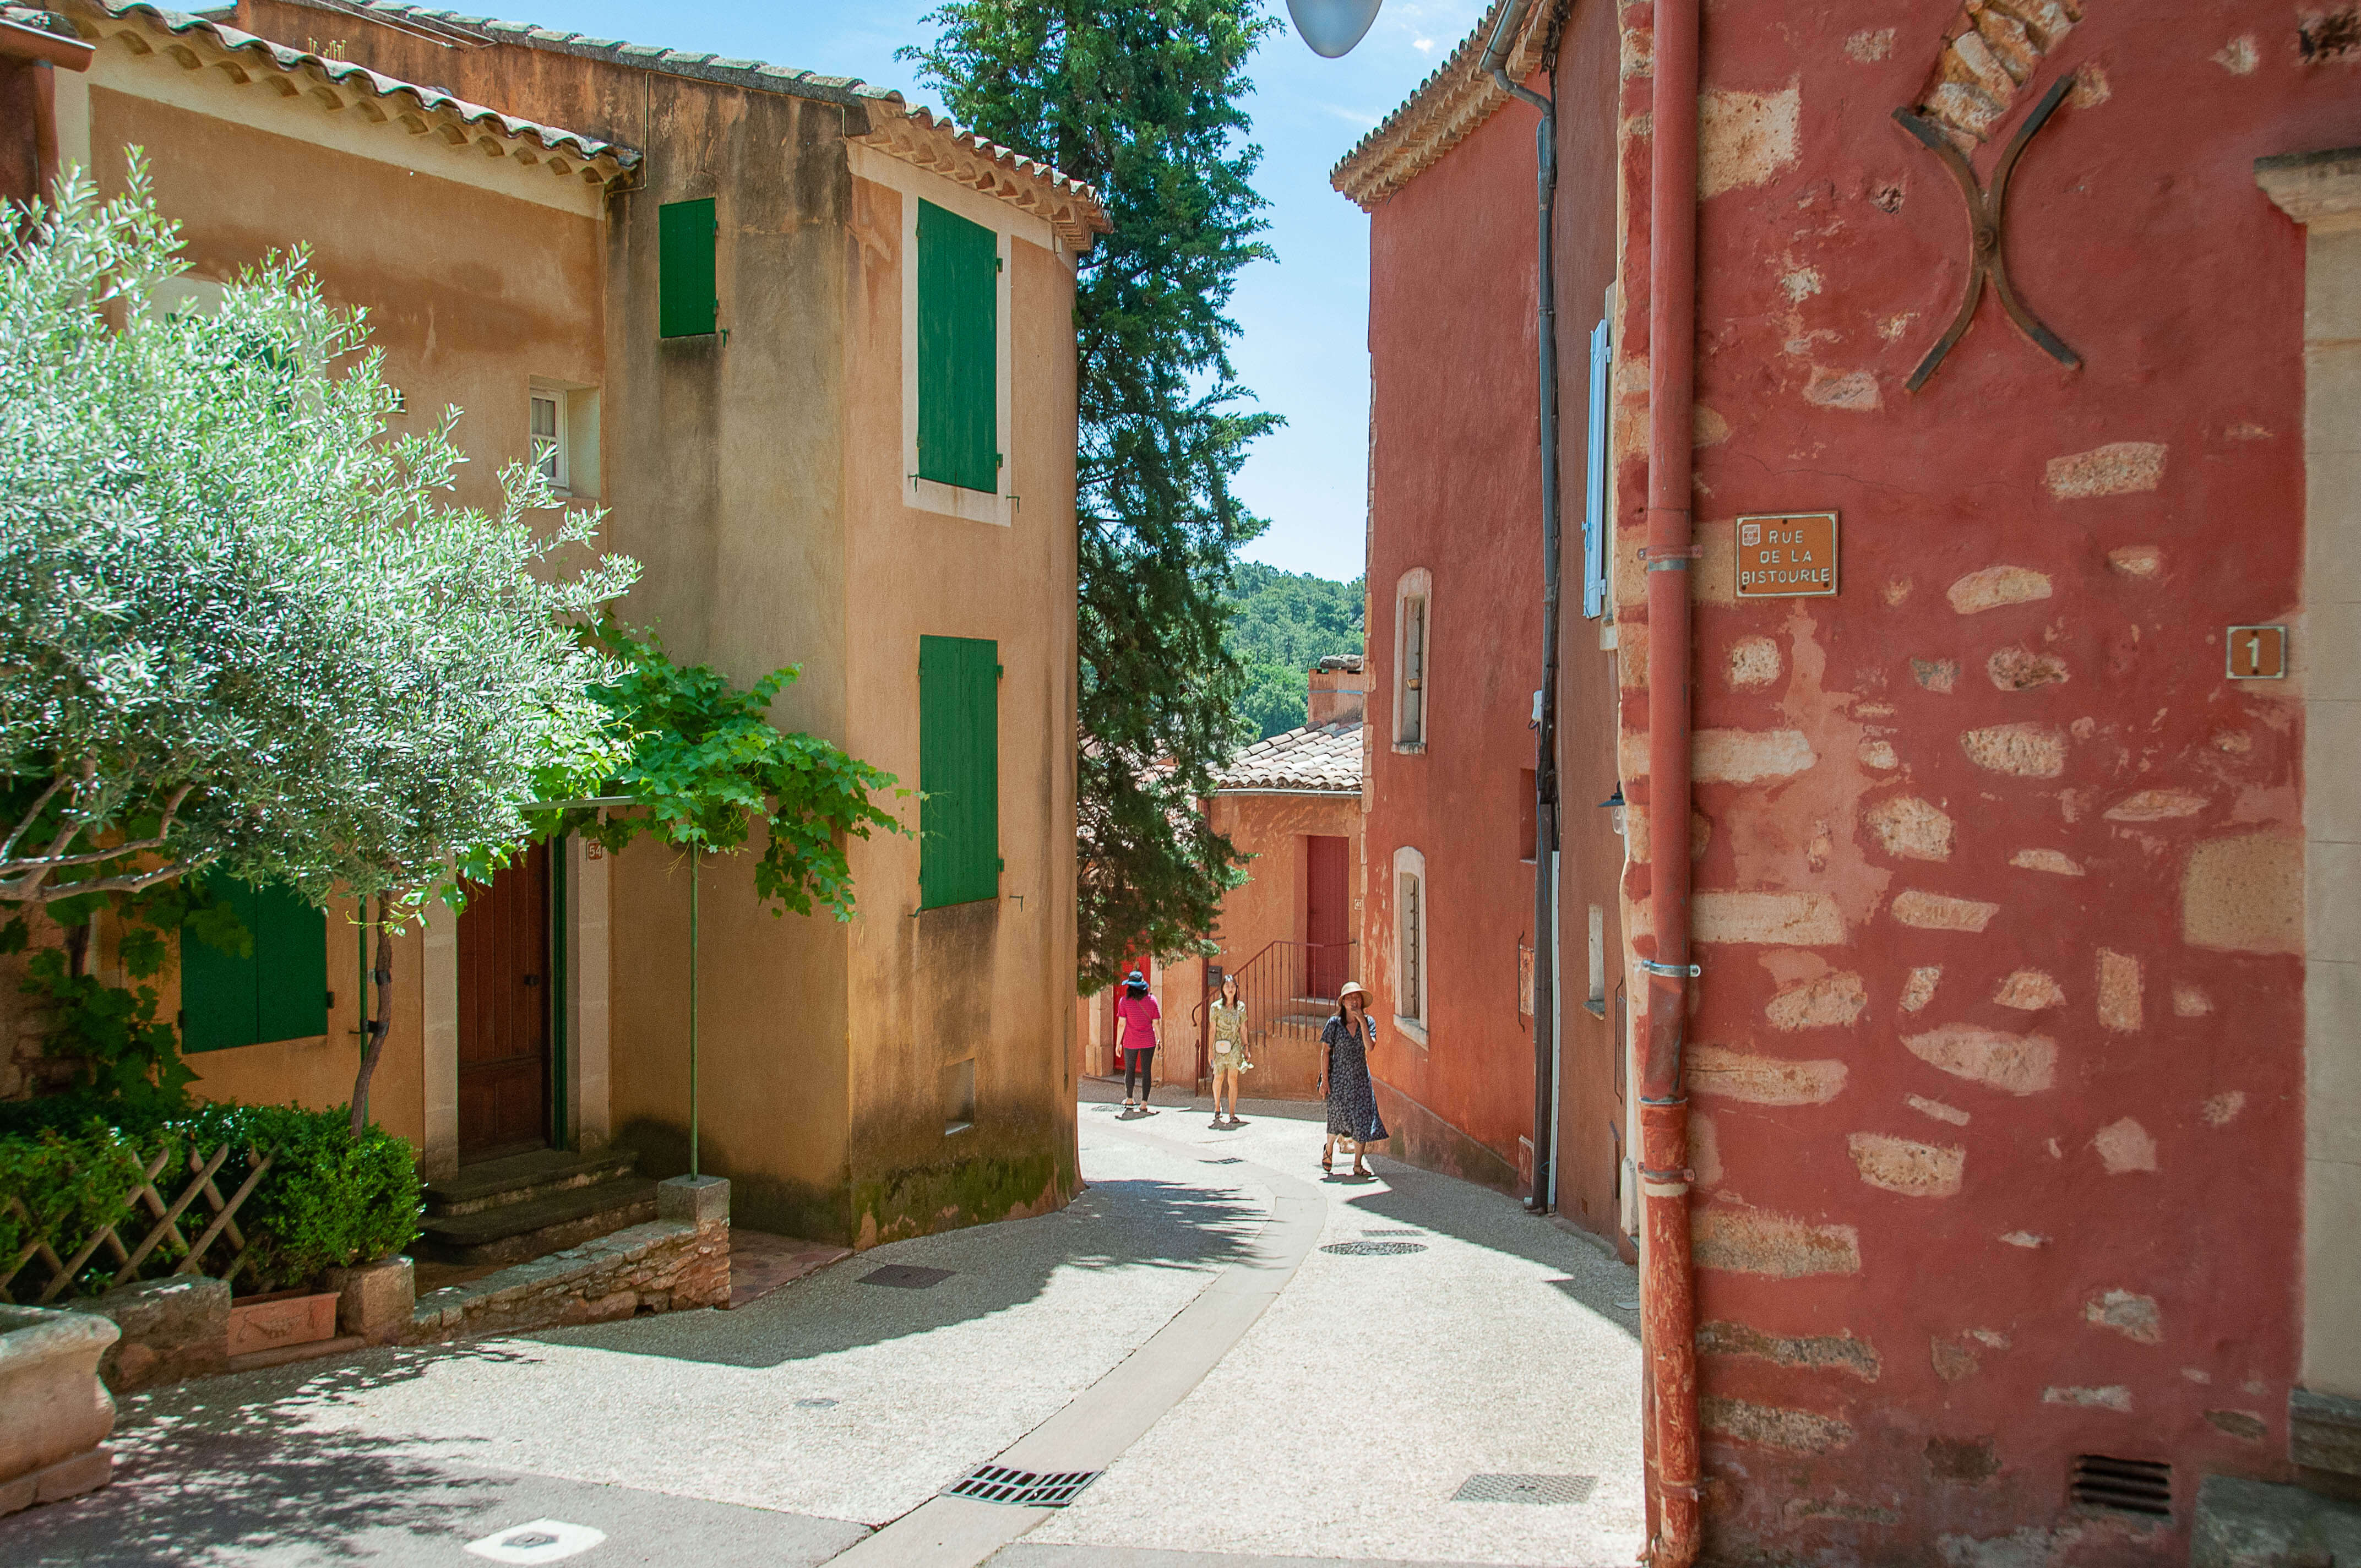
[1582,317,1611,620]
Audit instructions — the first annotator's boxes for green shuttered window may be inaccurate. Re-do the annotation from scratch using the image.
[659,197,718,339]
[919,635,1001,910]
[182,875,328,1054]
[916,199,999,493]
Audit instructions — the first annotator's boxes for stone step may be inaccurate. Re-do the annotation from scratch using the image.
[422,1147,638,1218]
[416,1177,660,1267]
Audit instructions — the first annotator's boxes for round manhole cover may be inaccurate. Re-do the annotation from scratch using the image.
[1322,1240,1427,1256]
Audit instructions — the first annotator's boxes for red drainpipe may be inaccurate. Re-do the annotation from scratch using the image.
[1640,0,1702,1561]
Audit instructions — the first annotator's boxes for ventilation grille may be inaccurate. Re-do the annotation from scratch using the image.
[2071,1455,2172,1517]
[1453,1473,1598,1505]
[944,1464,1101,1508]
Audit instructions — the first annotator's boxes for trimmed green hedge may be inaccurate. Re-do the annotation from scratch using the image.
[0,1095,422,1297]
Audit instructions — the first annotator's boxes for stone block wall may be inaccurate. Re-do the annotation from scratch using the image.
[407,1218,728,1343]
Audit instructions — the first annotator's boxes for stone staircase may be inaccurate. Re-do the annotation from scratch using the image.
[417,1147,660,1268]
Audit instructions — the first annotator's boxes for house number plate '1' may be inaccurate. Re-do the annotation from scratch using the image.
[1736,512,1838,599]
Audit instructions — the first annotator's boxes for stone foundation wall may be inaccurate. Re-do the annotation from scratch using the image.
[407,1218,728,1343]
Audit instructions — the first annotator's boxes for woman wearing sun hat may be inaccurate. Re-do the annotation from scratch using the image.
[1319,981,1388,1177]
[1114,968,1162,1110]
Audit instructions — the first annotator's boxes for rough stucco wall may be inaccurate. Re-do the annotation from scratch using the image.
[835,176,1080,1249]
[1603,0,2361,1559]
[1365,97,1553,1190]
[1552,0,1636,1254]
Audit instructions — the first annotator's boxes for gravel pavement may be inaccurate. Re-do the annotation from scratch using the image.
[0,1087,1642,1568]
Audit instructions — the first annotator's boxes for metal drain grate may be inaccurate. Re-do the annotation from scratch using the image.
[1362,1228,1423,1237]
[1453,1473,1598,1506]
[860,1265,953,1289]
[2071,1455,2172,1518]
[1322,1240,1427,1256]
[944,1464,1102,1507]
[1201,1157,1244,1164]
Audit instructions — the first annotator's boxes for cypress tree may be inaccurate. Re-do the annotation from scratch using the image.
[904,1,1283,989]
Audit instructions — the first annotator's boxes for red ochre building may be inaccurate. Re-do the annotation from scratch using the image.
[1340,0,2360,1561]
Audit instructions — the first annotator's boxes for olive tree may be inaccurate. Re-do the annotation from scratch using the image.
[0,166,637,1125]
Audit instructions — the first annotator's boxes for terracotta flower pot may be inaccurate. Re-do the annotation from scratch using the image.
[224,1290,339,1359]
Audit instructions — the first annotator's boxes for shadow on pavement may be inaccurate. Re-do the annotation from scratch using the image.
[0,1344,538,1566]
[519,1174,1265,1371]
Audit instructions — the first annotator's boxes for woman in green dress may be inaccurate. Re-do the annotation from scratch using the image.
[1208,972,1252,1126]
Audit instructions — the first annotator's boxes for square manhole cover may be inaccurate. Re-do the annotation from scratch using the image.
[1453,1473,1598,1505]
[861,1265,954,1289]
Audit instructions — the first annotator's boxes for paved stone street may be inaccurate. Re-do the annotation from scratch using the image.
[0,1091,1641,1567]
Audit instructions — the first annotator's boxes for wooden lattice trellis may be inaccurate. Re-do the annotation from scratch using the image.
[0,1140,274,1305]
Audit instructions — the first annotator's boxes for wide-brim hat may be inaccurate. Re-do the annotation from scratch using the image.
[1337,981,1369,1001]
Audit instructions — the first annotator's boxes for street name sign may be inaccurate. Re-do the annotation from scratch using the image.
[1736,512,1838,598]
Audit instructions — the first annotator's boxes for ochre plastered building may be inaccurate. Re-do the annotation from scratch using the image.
[20,0,1105,1251]
[1345,0,2361,1558]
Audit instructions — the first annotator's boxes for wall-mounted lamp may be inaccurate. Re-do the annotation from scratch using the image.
[1598,786,1626,837]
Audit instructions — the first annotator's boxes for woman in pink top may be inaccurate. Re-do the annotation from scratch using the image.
[1114,970,1162,1111]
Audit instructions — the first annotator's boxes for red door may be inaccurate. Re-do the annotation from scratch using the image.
[1306,835,1350,1001]
[457,841,551,1162]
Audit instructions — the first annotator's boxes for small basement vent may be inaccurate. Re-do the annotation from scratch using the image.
[1453,1473,1598,1505]
[2071,1455,2173,1517]
[944,1464,1102,1508]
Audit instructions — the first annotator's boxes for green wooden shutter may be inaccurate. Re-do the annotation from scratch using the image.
[919,635,1001,909]
[181,875,327,1052]
[916,200,999,493]
[181,875,258,1054]
[659,198,718,339]
[253,883,328,1044]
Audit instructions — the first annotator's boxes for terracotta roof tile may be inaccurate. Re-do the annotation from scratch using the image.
[1215,720,1363,794]
[1329,0,1559,210]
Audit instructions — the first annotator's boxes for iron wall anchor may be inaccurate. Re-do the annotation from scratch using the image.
[1893,74,2082,392]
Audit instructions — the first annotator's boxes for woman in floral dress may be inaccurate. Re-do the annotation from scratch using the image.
[1208,972,1252,1126]
[1319,981,1387,1177]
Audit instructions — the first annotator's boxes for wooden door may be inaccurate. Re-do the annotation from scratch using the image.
[1305,835,1350,1001]
[457,841,551,1162]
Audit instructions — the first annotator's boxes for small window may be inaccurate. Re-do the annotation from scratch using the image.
[657,197,718,339]
[943,1057,976,1135]
[1394,568,1432,751]
[530,390,565,491]
[181,874,328,1053]
[1391,845,1427,1034]
[919,635,1002,909]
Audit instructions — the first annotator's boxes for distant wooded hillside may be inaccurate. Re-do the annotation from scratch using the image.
[1224,562,1366,739]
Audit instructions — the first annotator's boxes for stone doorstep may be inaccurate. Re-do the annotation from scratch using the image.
[0,1447,112,1520]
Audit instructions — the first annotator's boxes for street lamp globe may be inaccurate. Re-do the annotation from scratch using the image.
[1286,0,1382,57]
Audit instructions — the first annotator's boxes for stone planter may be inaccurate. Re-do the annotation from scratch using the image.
[225,1288,339,1359]
[67,1276,230,1393]
[323,1256,414,1344]
[0,1304,118,1517]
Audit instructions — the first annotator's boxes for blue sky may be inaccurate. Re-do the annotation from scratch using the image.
[527,1,1491,578]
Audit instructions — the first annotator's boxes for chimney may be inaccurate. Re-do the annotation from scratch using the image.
[1307,654,1366,727]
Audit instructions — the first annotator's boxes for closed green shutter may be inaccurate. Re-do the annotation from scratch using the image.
[254,883,328,1044]
[916,199,999,493]
[181,874,327,1052]
[659,198,718,339]
[181,876,258,1055]
[919,635,1001,910]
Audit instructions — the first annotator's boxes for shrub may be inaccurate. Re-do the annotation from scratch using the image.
[0,1097,421,1298]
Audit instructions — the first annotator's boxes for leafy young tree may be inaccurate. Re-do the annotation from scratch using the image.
[904,0,1282,988]
[0,168,637,1126]
[1223,563,1367,738]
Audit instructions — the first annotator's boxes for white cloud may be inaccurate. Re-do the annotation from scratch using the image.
[1412,36,1434,52]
